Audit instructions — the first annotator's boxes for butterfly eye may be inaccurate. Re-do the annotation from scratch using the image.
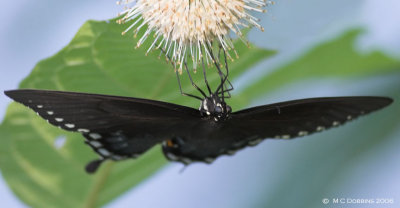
[215,106,222,113]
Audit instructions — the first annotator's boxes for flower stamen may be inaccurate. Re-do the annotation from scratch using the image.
[117,0,273,72]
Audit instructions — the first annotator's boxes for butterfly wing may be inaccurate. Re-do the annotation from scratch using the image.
[4,89,201,162]
[229,96,393,139]
[5,90,393,170]
[161,97,393,164]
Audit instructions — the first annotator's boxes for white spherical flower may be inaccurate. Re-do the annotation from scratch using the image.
[118,0,273,71]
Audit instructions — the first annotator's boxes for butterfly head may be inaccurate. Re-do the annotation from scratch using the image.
[199,94,232,121]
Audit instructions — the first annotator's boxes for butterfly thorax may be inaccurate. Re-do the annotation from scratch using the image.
[199,94,232,122]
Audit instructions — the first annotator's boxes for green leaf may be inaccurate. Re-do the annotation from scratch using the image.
[239,29,400,101]
[0,19,273,208]
[2,18,400,207]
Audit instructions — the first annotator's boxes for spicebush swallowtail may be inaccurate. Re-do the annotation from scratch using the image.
[4,89,392,173]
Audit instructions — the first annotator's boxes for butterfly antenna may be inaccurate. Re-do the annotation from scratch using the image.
[160,48,204,101]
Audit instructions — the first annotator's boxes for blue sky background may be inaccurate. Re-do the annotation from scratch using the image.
[0,0,399,207]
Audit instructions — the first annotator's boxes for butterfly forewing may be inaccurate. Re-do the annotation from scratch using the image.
[229,97,393,139]
[4,89,201,161]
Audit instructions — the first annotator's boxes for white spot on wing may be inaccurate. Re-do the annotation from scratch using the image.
[316,126,325,131]
[90,141,102,148]
[89,133,102,140]
[119,142,129,148]
[204,157,215,163]
[78,128,90,133]
[226,150,237,155]
[112,155,125,160]
[281,135,291,139]
[332,121,340,126]
[55,118,64,122]
[37,105,43,108]
[65,123,75,128]
[167,152,178,160]
[347,115,352,120]
[181,157,192,164]
[249,138,262,146]
[98,148,111,157]
[47,111,54,115]
[298,131,308,136]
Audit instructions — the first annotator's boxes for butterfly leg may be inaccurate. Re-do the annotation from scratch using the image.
[175,69,204,100]
[205,43,235,100]
[159,47,206,100]
[217,47,234,99]
[201,56,212,95]
[183,60,208,98]
[205,43,226,97]
[222,48,234,93]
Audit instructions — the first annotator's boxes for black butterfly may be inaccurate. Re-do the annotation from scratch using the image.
[4,89,393,173]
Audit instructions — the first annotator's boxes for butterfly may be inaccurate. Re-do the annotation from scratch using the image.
[4,89,393,173]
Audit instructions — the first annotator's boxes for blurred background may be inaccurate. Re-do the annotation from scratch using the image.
[0,0,399,207]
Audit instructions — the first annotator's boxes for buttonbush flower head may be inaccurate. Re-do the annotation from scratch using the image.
[117,0,273,72]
